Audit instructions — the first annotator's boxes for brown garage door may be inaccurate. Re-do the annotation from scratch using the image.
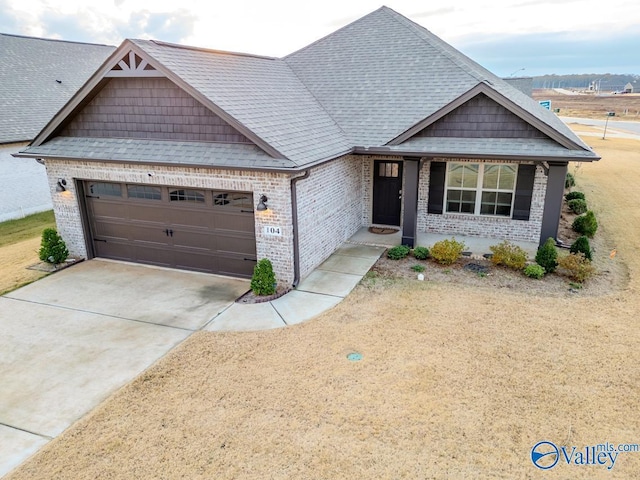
[83,181,257,278]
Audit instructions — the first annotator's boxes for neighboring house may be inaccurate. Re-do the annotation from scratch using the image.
[16,7,599,284]
[624,82,634,93]
[503,77,533,97]
[0,34,114,222]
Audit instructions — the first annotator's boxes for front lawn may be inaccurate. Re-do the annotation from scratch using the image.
[0,210,55,294]
[0,210,55,248]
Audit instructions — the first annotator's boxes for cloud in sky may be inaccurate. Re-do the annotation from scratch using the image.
[117,10,197,43]
[0,0,637,75]
[454,27,640,76]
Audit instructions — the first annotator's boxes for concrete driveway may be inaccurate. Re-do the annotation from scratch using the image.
[0,259,249,476]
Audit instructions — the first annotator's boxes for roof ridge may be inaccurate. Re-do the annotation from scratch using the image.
[140,39,277,61]
[378,7,490,85]
[284,6,389,59]
[282,58,350,143]
[378,8,592,152]
[0,32,113,48]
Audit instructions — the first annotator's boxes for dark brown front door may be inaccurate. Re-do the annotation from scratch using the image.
[83,181,257,278]
[372,160,403,225]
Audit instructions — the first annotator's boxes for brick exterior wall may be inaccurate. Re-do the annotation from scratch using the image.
[417,158,547,243]
[44,159,296,284]
[296,155,365,278]
[43,154,547,285]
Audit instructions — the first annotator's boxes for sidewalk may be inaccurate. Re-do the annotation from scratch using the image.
[204,243,385,332]
[205,228,539,333]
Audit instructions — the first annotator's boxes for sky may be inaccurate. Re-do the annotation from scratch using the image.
[1,0,638,76]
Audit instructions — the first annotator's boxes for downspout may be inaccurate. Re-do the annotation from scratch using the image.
[291,170,310,288]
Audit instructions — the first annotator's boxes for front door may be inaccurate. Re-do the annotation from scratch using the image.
[372,160,403,225]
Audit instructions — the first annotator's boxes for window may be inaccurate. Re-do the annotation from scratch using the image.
[445,163,517,217]
[378,162,399,178]
[127,185,161,200]
[212,192,252,209]
[169,189,205,203]
[89,182,121,197]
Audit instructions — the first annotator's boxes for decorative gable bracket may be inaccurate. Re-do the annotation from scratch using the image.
[106,51,164,78]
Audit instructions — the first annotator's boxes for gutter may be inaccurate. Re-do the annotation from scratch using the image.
[12,147,357,174]
[353,146,601,162]
[290,169,310,288]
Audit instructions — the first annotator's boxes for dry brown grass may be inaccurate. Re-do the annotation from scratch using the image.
[0,237,48,295]
[533,90,640,120]
[7,137,640,479]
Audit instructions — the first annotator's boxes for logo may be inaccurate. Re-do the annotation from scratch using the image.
[531,441,559,470]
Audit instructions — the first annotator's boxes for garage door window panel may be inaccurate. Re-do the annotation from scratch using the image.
[213,192,253,210]
[127,185,162,200]
[89,182,122,197]
[170,189,205,203]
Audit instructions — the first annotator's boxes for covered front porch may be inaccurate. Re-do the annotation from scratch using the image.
[348,227,539,258]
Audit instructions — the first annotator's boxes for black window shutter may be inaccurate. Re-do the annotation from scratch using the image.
[512,164,536,221]
[428,162,446,214]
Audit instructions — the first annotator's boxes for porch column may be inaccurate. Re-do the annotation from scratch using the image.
[401,157,420,247]
[540,161,568,245]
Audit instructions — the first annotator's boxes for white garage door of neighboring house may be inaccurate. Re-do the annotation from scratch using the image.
[82,181,257,278]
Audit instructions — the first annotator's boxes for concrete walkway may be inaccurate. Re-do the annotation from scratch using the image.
[205,243,385,331]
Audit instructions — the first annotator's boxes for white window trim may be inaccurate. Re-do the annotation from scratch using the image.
[444,162,518,217]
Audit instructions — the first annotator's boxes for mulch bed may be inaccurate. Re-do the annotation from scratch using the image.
[235,287,292,304]
[26,258,84,273]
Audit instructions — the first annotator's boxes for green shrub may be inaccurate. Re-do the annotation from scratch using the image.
[565,172,576,189]
[558,253,596,283]
[412,246,429,260]
[570,236,593,261]
[524,264,545,279]
[489,241,528,270]
[565,191,585,201]
[572,210,598,238]
[430,238,465,265]
[567,198,587,215]
[38,228,69,264]
[250,258,276,296]
[411,264,425,272]
[387,245,411,260]
[535,237,558,273]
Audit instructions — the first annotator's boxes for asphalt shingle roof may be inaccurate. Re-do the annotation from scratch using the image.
[0,34,114,144]
[19,6,598,165]
[285,6,595,155]
[130,40,352,166]
[16,136,292,169]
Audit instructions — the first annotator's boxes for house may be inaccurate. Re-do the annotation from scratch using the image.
[624,82,634,93]
[15,7,599,284]
[0,34,115,222]
[502,77,533,97]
